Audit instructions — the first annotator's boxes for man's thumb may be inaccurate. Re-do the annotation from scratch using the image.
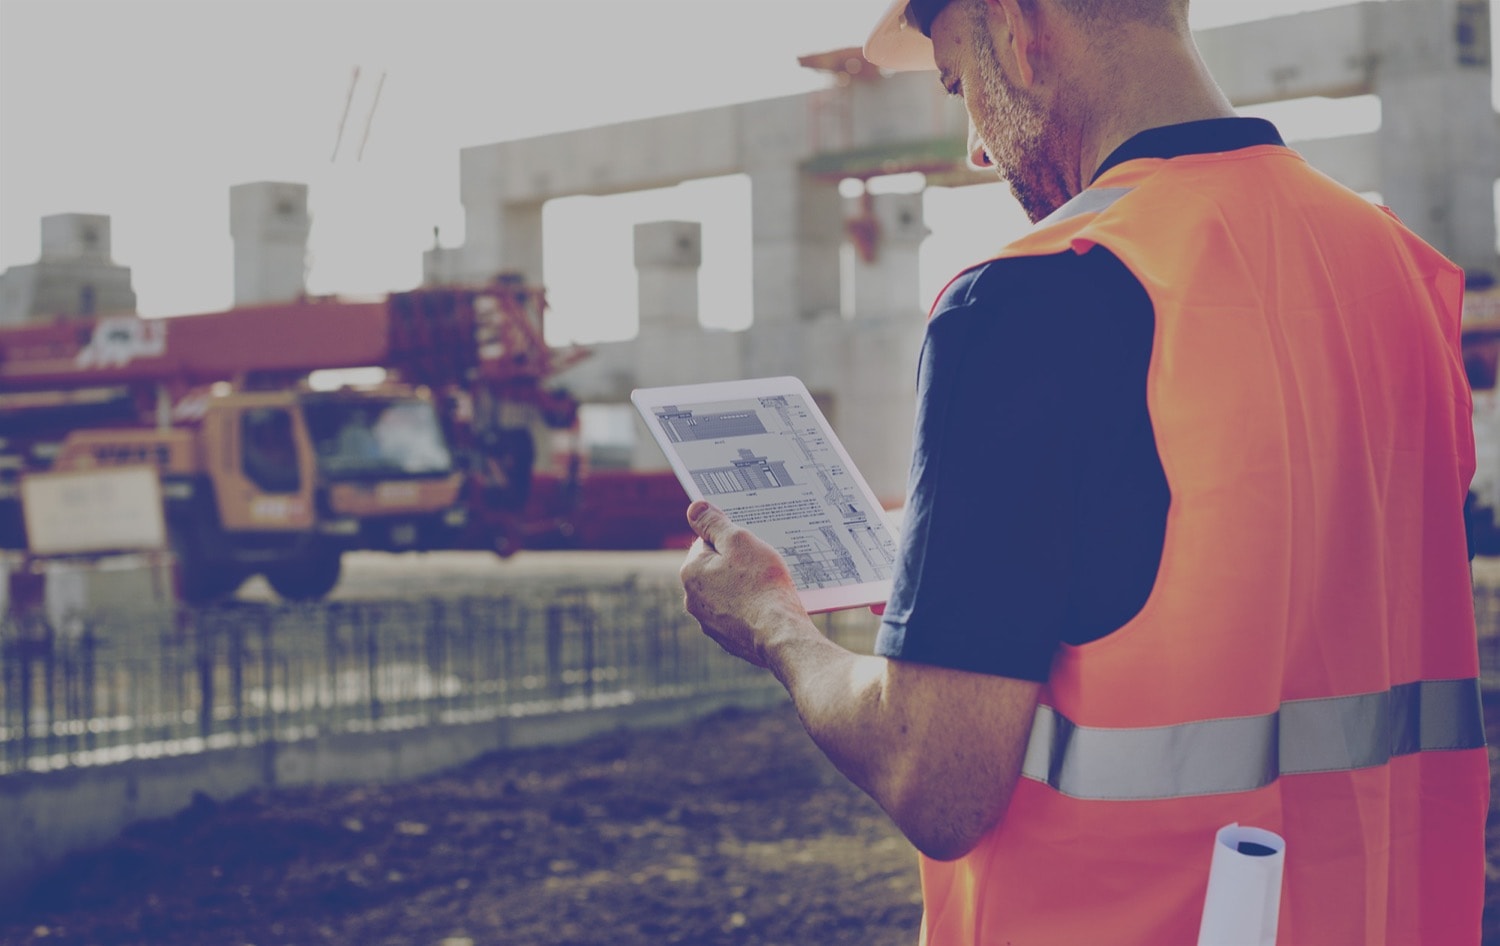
[687,500,730,547]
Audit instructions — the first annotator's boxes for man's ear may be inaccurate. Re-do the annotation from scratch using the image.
[992,0,1038,87]
[966,118,993,168]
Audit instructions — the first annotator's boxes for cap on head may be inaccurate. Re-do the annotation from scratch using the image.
[863,0,953,72]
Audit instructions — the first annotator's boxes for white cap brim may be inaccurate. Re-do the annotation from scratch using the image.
[863,0,938,72]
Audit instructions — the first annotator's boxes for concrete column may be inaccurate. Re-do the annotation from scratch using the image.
[1375,0,1500,282]
[846,192,930,323]
[635,220,701,335]
[421,246,466,287]
[632,220,700,471]
[839,325,923,506]
[462,200,544,286]
[229,182,310,306]
[834,191,929,505]
[0,214,137,321]
[628,220,745,470]
[41,214,113,261]
[421,227,466,287]
[745,166,843,377]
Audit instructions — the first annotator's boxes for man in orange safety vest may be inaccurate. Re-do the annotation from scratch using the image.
[678,1,1489,943]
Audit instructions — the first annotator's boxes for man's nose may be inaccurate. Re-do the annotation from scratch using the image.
[968,120,993,170]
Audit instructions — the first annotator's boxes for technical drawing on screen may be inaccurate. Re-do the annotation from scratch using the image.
[632,377,899,613]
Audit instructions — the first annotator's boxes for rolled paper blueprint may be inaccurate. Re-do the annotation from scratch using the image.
[1196,823,1286,946]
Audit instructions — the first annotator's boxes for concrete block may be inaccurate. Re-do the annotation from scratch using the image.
[40,214,112,261]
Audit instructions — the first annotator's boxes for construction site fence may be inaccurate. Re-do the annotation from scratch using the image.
[0,581,880,776]
[7,581,1500,777]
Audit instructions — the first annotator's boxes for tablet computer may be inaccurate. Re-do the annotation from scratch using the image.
[631,376,899,613]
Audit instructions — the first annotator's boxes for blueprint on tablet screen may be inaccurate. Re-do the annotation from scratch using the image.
[652,393,898,590]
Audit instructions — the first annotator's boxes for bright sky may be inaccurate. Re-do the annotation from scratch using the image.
[0,0,1430,343]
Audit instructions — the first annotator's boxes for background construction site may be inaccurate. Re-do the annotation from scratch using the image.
[4,1,1500,943]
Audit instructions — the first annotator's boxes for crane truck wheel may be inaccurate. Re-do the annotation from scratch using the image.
[263,549,343,601]
[1466,491,1500,558]
[175,560,249,605]
[169,521,247,604]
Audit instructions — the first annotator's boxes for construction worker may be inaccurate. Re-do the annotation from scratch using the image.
[678,0,1489,943]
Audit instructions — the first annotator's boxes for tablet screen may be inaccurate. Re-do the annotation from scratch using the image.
[633,377,899,613]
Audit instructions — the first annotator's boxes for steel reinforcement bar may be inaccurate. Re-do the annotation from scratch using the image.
[0,580,880,776]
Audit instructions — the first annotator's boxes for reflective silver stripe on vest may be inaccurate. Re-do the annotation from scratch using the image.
[1035,187,1134,228]
[1020,678,1485,801]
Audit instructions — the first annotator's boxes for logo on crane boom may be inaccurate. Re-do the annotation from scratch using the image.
[75,316,167,369]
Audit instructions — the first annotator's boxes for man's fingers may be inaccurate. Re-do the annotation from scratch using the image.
[686,500,735,550]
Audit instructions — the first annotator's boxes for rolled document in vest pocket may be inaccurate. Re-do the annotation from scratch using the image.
[1196,823,1286,946]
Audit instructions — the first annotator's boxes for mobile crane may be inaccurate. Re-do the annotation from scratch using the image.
[0,278,591,602]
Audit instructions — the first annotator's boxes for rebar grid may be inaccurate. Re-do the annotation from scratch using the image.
[0,581,880,775]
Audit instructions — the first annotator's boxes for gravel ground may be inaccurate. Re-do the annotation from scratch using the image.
[0,703,922,946]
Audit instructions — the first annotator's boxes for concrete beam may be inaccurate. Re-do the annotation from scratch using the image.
[457,73,966,208]
[459,102,749,206]
[1195,4,1376,105]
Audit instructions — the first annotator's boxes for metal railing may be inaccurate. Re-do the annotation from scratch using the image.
[8,579,1499,776]
[0,579,880,775]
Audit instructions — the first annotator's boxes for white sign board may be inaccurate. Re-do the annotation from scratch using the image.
[21,466,168,556]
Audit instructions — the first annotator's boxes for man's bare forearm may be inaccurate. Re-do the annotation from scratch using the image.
[761,623,907,809]
[758,617,1038,861]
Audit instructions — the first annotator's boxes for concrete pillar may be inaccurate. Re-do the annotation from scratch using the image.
[462,200,544,286]
[846,191,930,322]
[1375,0,1500,282]
[635,220,701,335]
[0,214,137,322]
[41,214,113,261]
[631,221,703,471]
[840,326,923,506]
[745,166,843,377]
[422,246,466,287]
[229,182,310,306]
[835,191,929,505]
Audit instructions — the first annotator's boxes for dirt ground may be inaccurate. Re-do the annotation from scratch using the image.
[2,698,1500,941]
[4,697,1498,946]
[0,704,923,946]
[2,548,1498,945]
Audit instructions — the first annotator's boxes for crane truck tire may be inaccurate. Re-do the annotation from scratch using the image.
[263,548,343,601]
[169,516,246,605]
[1466,491,1500,558]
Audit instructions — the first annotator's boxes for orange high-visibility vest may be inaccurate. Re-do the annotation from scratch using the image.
[917,145,1488,946]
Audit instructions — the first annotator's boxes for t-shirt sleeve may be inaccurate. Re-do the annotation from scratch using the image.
[874,263,1082,682]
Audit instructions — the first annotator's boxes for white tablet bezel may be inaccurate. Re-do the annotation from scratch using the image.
[631,376,897,614]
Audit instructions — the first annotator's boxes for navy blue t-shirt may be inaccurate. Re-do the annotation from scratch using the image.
[874,118,1286,682]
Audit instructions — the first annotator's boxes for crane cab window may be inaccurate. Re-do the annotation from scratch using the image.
[304,397,453,480]
[241,408,301,494]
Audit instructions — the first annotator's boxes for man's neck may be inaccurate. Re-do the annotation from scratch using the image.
[1075,27,1237,184]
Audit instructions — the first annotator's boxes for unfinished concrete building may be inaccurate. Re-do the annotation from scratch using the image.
[437,0,1500,504]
